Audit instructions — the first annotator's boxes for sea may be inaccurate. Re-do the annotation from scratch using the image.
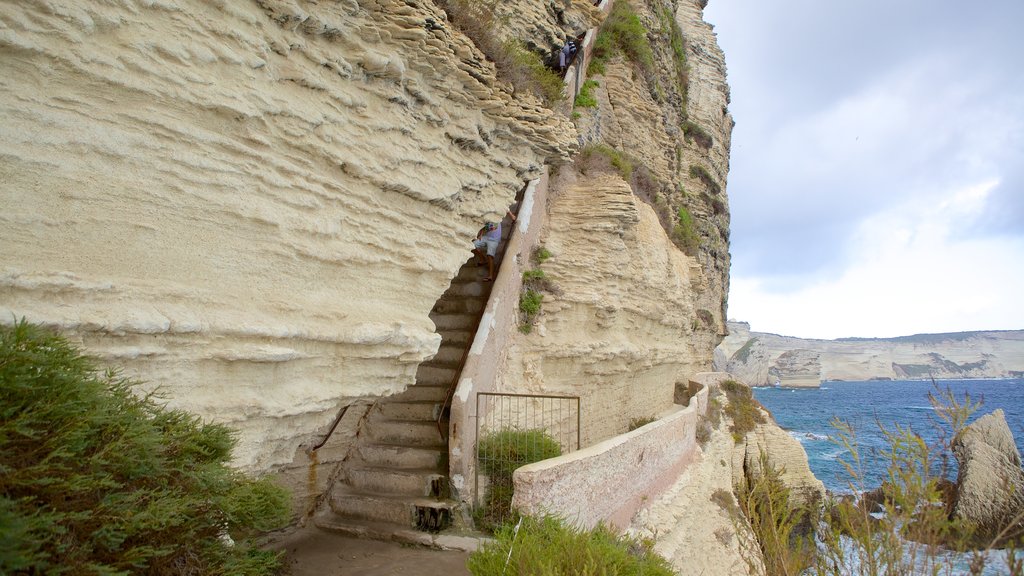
[752,378,1024,493]
[754,379,1024,575]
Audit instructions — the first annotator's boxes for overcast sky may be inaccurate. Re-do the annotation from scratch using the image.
[703,0,1024,340]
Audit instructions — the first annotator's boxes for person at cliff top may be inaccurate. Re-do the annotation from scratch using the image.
[472,210,516,282]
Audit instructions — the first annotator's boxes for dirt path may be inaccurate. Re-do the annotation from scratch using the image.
[269,528,474,576]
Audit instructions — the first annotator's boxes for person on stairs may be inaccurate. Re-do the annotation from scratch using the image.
[472,210,515,282]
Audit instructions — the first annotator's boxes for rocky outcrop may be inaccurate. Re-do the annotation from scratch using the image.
[574,0,732,339]
[733,406,826,509]
[0,0,576,477]
[491,0,604,52]
[717,322,1024,386]
[952,409,1024,542]
[497,172,713,445]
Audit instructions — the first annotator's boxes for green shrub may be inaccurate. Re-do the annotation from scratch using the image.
[574,79,600,108]
[476,430,561,531]
[739,453,816,576]
[440,1,563,105]
[0,321,290,575]
[518,289,544,333]
[672,205,699,255]
[507,41,565,105]
[682,120,712,149]
[689,164,721,195]
[522,269,546,283]
[656,5,689,103]
[468,515,674,576]
[721,379,765,442]
[577,144,633,180]
[532,246,552,264]
[589,0,654,77]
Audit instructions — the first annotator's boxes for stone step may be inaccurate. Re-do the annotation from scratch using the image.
[328,490,456,530]
[437,328,474,347]
[453,263,489,283]
[431,312,476,331]
[432,296,486,316]
[444,280,487,298]
[319,499,459,537]
[346,466,448,498]
[415,364,459,388]
[376,400,442,421]
[367,419,444,448]
[390,382,449,402]
[431,342,466,367]
[358,444,445,470]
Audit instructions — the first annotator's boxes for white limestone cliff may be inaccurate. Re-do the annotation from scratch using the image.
[717,321,1024,386]
[0,0,575,473]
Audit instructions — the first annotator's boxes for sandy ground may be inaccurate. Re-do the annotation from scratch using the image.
[268,528,473,576]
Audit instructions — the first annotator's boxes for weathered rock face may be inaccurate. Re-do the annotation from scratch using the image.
[491,0,603,52]
[717,322,1024,386]
[0,0,576,474]
[733,406,826,509]
[952,409,1024,541]
[497,172,714,444]
[574,0,733,338]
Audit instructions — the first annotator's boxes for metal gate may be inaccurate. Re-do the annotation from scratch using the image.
[474,392,580,525]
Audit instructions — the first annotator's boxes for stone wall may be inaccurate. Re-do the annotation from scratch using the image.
[512,383,709,530]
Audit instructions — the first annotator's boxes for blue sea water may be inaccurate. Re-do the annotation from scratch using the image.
[752,379,1024,494]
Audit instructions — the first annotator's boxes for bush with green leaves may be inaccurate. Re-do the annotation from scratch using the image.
[0,321,290,575]
[476,429,561,530]
[468,515,674,576]
[577,143,634,180]
[689,163,722,196]
[682,120,713,149]
[518,289,544,333]
[721,379,765,442]
[672,205,699,255]
[589,0,654,77]
[574,80,600,108]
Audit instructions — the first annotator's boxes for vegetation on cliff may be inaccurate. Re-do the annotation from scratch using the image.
[0,321,289,575]
[440,0,564,105]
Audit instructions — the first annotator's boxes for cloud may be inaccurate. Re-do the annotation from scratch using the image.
[706,0,1024,336]
[729,181,1024,339]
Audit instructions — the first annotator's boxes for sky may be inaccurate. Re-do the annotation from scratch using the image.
[702,0,1024,340]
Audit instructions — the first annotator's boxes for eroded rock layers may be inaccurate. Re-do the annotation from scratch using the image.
[0,0,576,471]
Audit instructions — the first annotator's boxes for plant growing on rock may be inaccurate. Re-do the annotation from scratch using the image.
[0,321,290,575]
[721,379,765,442]
[575,80,600,108]
[439,0,563,105]
[518,289,543,333]
[589,0,655,77]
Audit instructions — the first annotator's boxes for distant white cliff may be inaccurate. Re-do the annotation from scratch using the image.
[715,322,1024,387]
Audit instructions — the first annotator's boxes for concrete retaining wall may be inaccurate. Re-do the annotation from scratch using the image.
[510,383,709,530]
[448,169,551,506]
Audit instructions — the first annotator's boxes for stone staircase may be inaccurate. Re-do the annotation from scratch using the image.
[318,257,492,539]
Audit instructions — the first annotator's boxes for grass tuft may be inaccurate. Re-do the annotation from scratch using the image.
[475,429,561,531]
[468,515,674,576]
